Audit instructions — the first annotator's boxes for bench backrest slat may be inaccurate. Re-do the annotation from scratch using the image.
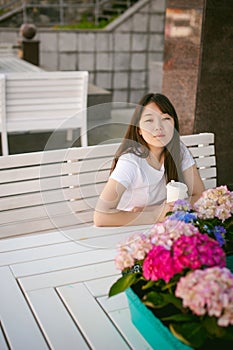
[0,133,217,238]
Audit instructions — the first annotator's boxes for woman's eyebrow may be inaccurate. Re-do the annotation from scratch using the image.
[142,112,153,117]
[142,111,163,118]
[142,112,152,117]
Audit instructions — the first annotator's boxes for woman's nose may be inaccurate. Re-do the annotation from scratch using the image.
[153,119,162,131]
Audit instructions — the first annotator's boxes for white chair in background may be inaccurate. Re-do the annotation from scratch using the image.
[0,71,88,155]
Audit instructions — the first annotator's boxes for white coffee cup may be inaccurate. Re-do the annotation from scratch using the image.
[166,180,188,202]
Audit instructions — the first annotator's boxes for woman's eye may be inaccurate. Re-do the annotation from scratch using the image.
[162,114,171,120]
[162,115,171,121]
[145,119,153,123]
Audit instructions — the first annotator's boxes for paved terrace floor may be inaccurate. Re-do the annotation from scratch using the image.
[1,108,134,155]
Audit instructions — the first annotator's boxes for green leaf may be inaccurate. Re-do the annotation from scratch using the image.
[222,325,233,341]
[108,274,140,297]
[142,280,155,289]
[162,293,183,310]
[203,316,224,337]
[162,313,197,322]
[170,322,206,348]
[161,273,184,291]
[143,291,168,308]
[203,316,233,341]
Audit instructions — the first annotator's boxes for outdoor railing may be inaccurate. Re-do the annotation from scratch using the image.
[0,0,138,26]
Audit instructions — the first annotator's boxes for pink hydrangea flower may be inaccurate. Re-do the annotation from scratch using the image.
[172,232,226,271]
[175,267,233,327]
[142,245,180,282]
[115,251,135,271]
[115,233,152,271]
[193,185,233,221]
[148,219,199,250]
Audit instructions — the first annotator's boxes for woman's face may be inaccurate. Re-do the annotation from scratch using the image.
[138,102,175,149]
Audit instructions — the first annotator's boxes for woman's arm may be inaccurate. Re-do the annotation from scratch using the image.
[183,164,205,205]
[93,178,172,227]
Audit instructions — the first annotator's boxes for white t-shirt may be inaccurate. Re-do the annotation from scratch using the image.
[110,142,195,211]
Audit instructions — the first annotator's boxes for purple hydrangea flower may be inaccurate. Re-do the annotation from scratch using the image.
[173,199,192,212]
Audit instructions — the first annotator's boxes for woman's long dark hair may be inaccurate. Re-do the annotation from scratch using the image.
[110,93,184,183]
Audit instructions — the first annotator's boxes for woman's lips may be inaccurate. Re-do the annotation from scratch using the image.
[153,134,165,138]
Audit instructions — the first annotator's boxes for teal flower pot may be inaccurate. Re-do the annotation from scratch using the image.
[126,288,193,350]
[126,258,233,350]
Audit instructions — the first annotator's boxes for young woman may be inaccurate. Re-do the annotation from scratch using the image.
[94,93,204,226]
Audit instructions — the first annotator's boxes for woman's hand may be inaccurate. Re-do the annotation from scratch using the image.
[156,201,174,222]
[131,206,145,212]
[132,201,174,222]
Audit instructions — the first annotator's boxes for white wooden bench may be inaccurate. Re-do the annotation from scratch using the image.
[0,71,88,156]
[0,132,216,239]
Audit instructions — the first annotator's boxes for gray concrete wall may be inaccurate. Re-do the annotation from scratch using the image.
[0,0,166,104]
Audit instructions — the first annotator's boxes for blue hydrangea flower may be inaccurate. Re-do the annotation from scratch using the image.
[168,211,197,223]
[212,226,226,247]
[203,224,211,234]
[202,225,226,246]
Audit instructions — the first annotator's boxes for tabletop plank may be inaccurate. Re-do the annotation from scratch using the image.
[11,248,116,277]
[85,275,121,297]
[26,287,89,350]
[0,267,48,350]
[98,295,153,349]
[71,230,147,250]
[63,224,152,241]
[0,57,43,73]
[57,282,130,350]
[98,294,128,313]
[0,231,70,252]
[19,260,117,291]
[0,326,9,350]
[0,241,91,267]
[107,308,152,350]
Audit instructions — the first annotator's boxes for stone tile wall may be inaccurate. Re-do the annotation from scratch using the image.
[0,0,166,104]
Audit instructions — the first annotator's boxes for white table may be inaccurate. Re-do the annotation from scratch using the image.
[0,56,43,73]
[0,224,153,350]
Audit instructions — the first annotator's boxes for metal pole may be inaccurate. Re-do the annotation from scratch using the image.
[95,0,99,26]
[60,0,64,25]
[22,0,27,23]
